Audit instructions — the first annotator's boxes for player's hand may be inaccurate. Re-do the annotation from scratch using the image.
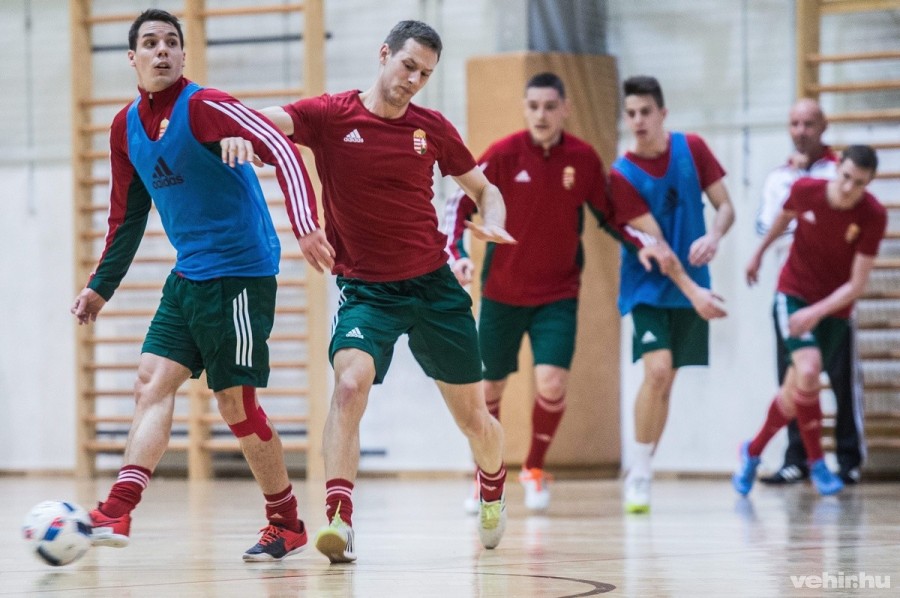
[71,288,107,325]
[637,244,675,275]
[220,137,263,168]
[464,221,516,245]
[687,287,727,320]
[745,253,762,286]
[788,307,820,337]
[788,152,811,171]
[298,229,335,273]
[451,258,475,287]
[688,234,719,266]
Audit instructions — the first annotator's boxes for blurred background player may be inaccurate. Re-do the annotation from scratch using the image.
[736,145,886,496]
[254,20,515,562]
[610,75,733,514]
[447,72,722,513]
[70,8,332,562]
[755,98,864,486]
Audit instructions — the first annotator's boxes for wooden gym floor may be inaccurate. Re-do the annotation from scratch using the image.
[2,474,898,597]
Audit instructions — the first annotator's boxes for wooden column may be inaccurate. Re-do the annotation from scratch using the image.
[795,0,821,99]
[466,52,621,471]
[70,0,95,479]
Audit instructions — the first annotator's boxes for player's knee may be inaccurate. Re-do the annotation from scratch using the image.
[643,362,672,390]
[794,364,821,390]
[225,386,273,442]
[332,372,368,410]
[536,377,566,400]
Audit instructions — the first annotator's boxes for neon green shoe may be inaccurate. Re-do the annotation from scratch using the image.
[624,474,651,514]
[315,515,356,563]
[478,495,506,549]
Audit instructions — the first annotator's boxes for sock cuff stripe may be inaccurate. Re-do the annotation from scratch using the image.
[794,388,820,405]
[326,488,353,500]
[535,395,566,412]
[266,494,295,508]
[117,471,150,488]
[478,466,507,481]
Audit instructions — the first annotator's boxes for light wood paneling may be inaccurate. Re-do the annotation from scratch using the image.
[466,53,620,469]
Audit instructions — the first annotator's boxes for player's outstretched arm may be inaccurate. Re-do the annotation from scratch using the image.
[453,167,516,245]
[625,213,726,320]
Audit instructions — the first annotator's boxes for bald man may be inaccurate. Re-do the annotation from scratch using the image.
[755,98,863,486]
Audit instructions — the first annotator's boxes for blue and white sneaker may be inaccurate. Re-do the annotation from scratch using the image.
[732,441,761,496]
[810,459,844,496]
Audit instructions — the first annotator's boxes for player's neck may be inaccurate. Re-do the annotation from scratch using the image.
[826,181,861,210]
[358,87,409,120]
[632,130,668,159]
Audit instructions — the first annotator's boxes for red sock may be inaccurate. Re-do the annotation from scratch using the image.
[100,465,151,518]
[794,388,824,463]
[486,397,501,420]
[524,394,566,470]
[477,464,506,503]
[325,478,354,527]
[748,395,792,457]
[265,485,302,533]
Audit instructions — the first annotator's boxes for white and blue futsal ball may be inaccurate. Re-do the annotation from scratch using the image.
[21,500,93,566]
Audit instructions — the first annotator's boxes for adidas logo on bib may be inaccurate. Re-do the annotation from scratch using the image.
[641,330,657,344]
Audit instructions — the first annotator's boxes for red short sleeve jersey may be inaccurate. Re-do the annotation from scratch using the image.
[444,131,611,305]
[778,178,887,318]
[609,132,725,223]
[283,91,477,281]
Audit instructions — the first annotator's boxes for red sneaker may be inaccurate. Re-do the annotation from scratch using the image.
[243,524,308,562]
[89,505,131,547]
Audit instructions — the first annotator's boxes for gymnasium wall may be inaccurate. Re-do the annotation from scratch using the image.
[1,0,893,474]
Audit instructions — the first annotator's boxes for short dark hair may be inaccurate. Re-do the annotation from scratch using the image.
[526,72,566,98]
[623,75,665,108]
[384,20,442,60]
[842,144,878,173]
[129,9,184,51]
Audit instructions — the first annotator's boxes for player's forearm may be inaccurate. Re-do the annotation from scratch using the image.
[710,199,735,241]
[476,183,507,230]
[808,257,874,320]
[664,257,704,300]
[753,211,793,261]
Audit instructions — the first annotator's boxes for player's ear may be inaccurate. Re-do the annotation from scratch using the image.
[128,49,136,67]
[378,43,390,65]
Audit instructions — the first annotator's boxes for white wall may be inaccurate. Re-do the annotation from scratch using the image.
[609,0,798,475]
[2,0,887,473]
[1,0,75,471]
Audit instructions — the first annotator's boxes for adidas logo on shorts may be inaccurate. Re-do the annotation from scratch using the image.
[345,327,364,339]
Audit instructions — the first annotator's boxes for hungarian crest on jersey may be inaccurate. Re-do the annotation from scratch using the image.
[413,129,428,155]
[563,165,575,190]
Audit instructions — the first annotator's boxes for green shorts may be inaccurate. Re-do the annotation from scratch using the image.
[631,304,708,367]
[142,273,276,392]
[330,265,483,385]
[478,297,577,381]
[775,293,849,366]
